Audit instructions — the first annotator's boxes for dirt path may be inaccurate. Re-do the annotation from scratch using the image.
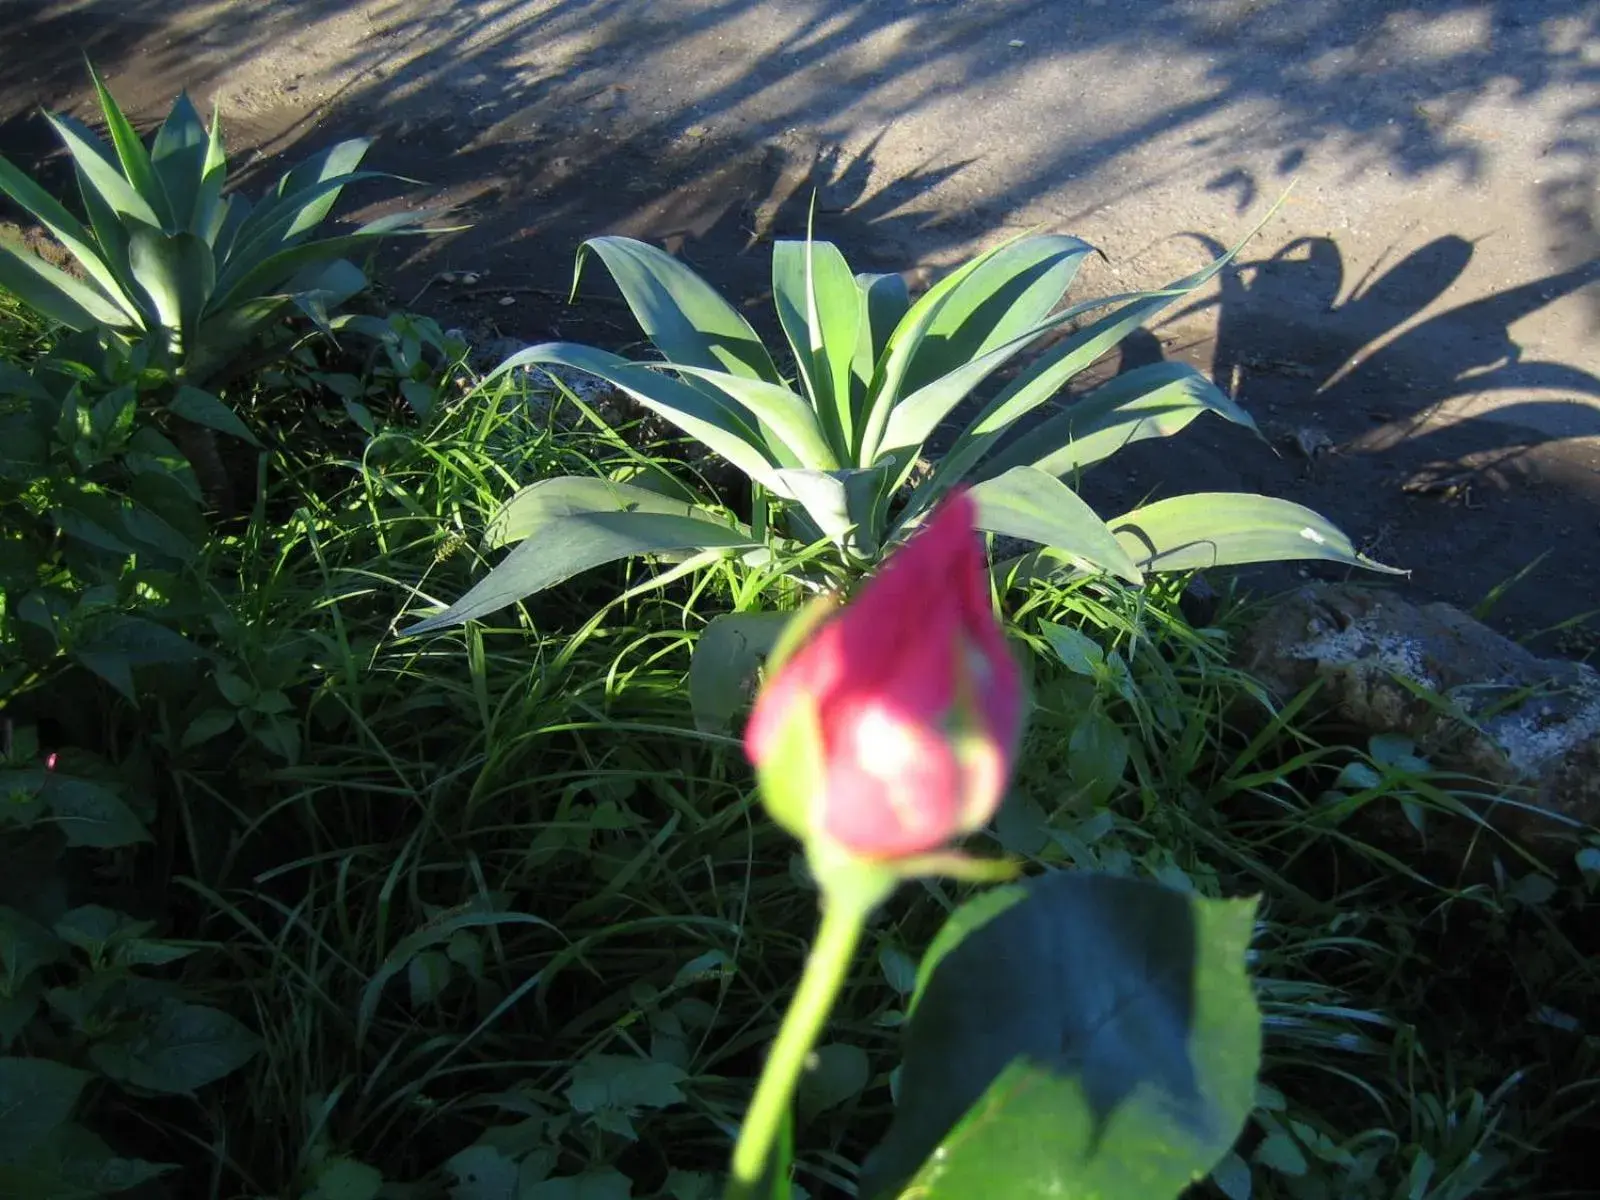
[5,0,1598,641]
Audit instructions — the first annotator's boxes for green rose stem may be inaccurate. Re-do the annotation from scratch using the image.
[726,859,895,1199]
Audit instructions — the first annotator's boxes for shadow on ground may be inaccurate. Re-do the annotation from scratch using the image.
[2,0,1597,635]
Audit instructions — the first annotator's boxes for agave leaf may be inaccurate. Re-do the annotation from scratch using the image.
[0,154,141,319]
[404,481,759,634]
[184,295,288,386]
[44,111,160,228]
[855,229,1038,462]
[852,271,909,412]
[899,234,1095,396]
[493,343,784,494]
[209,193,252,263]
[207,210,438,310]
[576,236,781,382]
[965,465,1143,584]
[772,235,860,460]
[769,464,892,553]
[1108,493,1403,574]
[226,138,372,256]
[0,242,132,330]
[979,361,1259,480]
[483,476,735,550]
[149,91,210,233]
[661,364,838,470]
[85,62,173,229]
[191,103,228,240]
[127,225,215,352]
[218,170,401,290]
[930,201,1289,497]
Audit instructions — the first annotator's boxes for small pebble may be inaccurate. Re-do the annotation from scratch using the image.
[460,272,480,285]
[438,271,458,284]
[498,295,516,307]
[1008,39,1026,48]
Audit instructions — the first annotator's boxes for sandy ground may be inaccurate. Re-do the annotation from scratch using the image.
[4,0,1598,638]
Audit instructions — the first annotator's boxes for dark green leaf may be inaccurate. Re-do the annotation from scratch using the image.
[149,92,209,233]
[797,1042,869,1119]
[566,1055,687,1117]
[1039,622,1105,676]
[861,872,1260,1200]
[312,1156,384,1200]
[522,1169,633,1200]
[89,1001,260,1094]
[45,777,151,848]
[1069,710,1130,807]
[0,1057,90,1160]
[688,612,791,733]
[168,385,260,445]
[71,612,201,700]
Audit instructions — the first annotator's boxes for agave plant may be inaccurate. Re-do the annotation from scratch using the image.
[409,209,1395,645]
[0,63,436,481]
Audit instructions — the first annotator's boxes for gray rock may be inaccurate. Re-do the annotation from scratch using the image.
[1238,583,1600,845]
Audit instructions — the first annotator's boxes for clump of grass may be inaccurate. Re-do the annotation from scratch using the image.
[7,313,1595,1198]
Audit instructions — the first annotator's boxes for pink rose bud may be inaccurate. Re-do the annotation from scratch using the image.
[744,490,1023,859]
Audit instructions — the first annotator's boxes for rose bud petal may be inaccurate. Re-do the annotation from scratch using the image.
[745,489,1023,860]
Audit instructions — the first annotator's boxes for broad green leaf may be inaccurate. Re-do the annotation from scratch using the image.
[407,950,452,1007]
[43,111,160,228]
[797,1042,869,1119]
[0,907,65,989]
[0,154,140,319]
[0,1057,90,1158]
[688,612,790,734]
[312,1156,384,1200]
[54,905,151,954]
[70,612,202,700]
[89,1001,260,1094]
[0,243,131,331]
[900,234,1094,396]
[522,1169,633,1200]
[445,1144,518,1200]
[168,384,260,445]
[965,466,1143,583]
[86,62,173,228]
[979,361,1259,479]
[664,365,837,470]
[45,777,151,848]
[483,476,732,551]
[127,224,215,351]
[1108,493,1402,574]
[149,92,209,233]
[860,872,1260,1200]
[1039,622,1105,676]
[1069,709,1130,807]
[407,501,756,634]
[577,235,779,382]
[491,344,778,492]
[567,1055,687,1117]
[772,236,860,457]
